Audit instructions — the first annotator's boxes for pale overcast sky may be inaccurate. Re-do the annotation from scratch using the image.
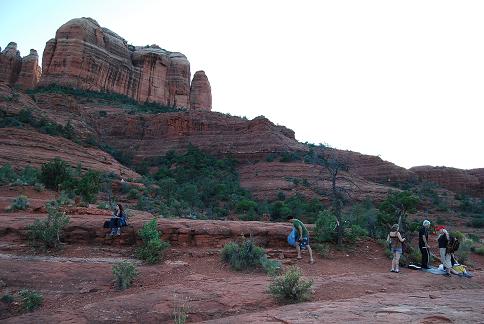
[1,0,483,170]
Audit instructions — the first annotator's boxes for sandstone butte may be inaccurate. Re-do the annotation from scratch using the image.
[1,17,483,199]
[0,42,41,89]
[37,17,212,109]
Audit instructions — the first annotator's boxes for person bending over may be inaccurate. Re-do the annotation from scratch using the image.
[288,216,315,264]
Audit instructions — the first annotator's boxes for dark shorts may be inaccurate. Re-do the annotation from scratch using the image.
[299,237,310,250]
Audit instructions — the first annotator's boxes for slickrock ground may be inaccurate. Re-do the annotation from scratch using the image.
[0,185,483,323]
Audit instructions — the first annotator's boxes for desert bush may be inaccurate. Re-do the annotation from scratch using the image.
[399,245,420,267]
[19,289,43,312]
[454,237,473,264]
[34,182,45,192]
[468,217,484,228]
[173,294,190,324]
[97,201,110,209]
[27,204,69,249]
[260,255,282,276]
[314,210,338,243]
[1,294,14,304]
[112,261,138,290]
[0,164,17,185]
[474,246,484,256]
[76,170,101,203]
[8,195,29,211]
[136,219,170,264]
[344,224,369,243]
[313,242,331,258]
[268,266,313,304]
[40,158,72,190]
[220,239,266,271]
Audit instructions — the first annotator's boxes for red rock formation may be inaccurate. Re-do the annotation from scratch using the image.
[0,128,139,179]
[190,70,212,110]
[0,44,41,89]
[238,161,394,202]
[40,18,195,107]
[0,42,22,85]
[410,166,484,198]
[15,49,41,89]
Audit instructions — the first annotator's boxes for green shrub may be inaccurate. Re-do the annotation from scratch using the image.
[0,164,17,185]
[27,204,69,249]
[345,224,369,243]
[314,210,337,242]
[136,219,170,264]
[76,170,101,203]
[268,266,313,304]
[19,289,43,312]
[127,188,140,199]
[8,195,29,211]
[1,294,14,304]
[220,239,266,271]
[34,183,45,192]
[17,166,39,185]
[260,255,282,276]
[467,233,480,243]
[474,246,484,256]
[112,261,138,290]
[97,201,110,209]
[40,158,72,190]
[468,218,484,228]
[173,294,190,324]
[313,243,331,258]
[450,231,465,241]
[454,237,473,264]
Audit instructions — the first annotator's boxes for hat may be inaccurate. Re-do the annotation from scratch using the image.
[435,225,445,231]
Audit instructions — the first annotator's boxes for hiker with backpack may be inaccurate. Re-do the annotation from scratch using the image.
[419,220,431,269]
[288,216,315,264]
[387,224,406,273]
[436,225,452,277]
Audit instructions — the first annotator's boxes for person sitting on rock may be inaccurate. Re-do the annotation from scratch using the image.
[109,203,127,237]
[387,224,405,273]
[288,216,315,264]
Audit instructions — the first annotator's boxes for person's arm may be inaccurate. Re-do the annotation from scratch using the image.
[397,232,405,242]
[422,234,429,248]
[296,225,303,240]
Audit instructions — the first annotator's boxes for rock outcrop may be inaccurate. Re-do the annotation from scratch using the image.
[410,166,484,198]
[15,49,42,89]
[0,43,41,89]
[40,17,210,109]
[0,128,139,179]
[190,70,212,110]
[0,43,22,86]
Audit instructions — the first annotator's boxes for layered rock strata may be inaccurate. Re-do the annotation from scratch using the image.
[40,17,210,109]
[0,128,139,179]
[0,43,41,89]
[410,166,484,198]
[190,70,212,110]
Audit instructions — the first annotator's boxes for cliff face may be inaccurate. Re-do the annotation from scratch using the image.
[39,17,211,109]
[190,70,212,110]
[0,43,40,89]
[410,166,484,198]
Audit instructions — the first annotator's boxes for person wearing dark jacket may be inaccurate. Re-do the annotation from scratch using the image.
[419,220,431,269]
[109,204,127,236]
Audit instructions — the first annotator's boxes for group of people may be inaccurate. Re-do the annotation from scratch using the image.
[287,216,469,278]
[388,220,468,277]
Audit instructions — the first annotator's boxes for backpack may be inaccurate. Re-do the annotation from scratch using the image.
[287,228,297,247]
[447,236,460,253]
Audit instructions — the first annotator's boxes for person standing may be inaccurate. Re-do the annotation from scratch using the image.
[387,224,406,273]
[419,220,431,269]
[288,216,315,264]
[436,225,452,277]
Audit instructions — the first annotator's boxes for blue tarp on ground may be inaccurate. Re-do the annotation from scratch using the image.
[422,267,447,275]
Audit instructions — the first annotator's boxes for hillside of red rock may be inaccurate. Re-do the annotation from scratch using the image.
[411,165,484,198]
[0,128,139,179]
[0,43,41,89]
